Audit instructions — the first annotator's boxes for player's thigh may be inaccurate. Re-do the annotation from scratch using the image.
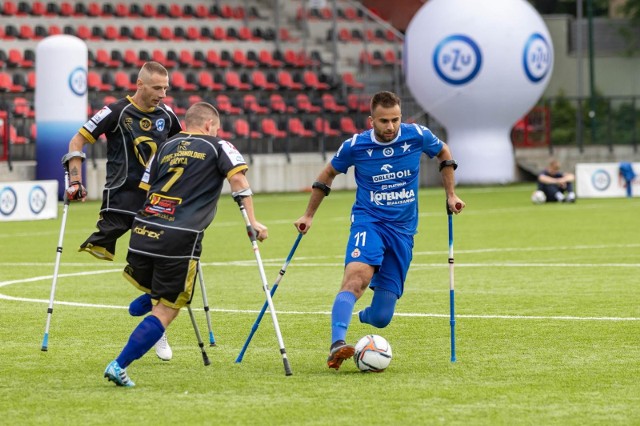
[123,251,154,293]
[98,211,135,238]
[151,258,198,310]
[345,222,384,267]
[371,231,414,297]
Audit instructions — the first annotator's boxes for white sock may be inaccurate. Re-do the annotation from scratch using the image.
[555,192,565,202]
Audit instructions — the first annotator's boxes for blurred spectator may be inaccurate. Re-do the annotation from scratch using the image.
[619,162,637,198]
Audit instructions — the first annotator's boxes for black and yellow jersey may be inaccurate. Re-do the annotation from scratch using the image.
[128,132,249,259]
[79,95,182,214]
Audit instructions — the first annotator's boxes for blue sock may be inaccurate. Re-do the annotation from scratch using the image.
[331,291,357,344]
[116,315,165,369]
[359,288,398,328]
[128,293,152,316]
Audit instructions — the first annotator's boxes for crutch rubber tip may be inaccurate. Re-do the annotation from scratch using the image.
[209,343,217,347]
[203,355,211,366]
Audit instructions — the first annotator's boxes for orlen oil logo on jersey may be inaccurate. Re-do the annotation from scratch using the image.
[370,188,416,206]
[372,164,412,183]
[133,225,163,239]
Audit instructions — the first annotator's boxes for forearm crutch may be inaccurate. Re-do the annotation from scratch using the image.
[197,261,216,346]
[234,195,292,376]
[41,166,71,351]
[235,232,303,363]
[446,200,462,363]
[187,301,211,366]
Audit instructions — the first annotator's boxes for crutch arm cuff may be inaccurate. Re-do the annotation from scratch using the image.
[61,151,86,167]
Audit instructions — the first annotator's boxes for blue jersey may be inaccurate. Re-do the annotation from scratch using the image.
[331,123,444,234]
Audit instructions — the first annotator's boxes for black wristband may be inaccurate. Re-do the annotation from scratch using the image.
[439,159,458,172]
[312,181,331,196]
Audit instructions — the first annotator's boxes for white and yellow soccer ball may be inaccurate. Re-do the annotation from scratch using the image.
[353,334,392,372]
[531,190,547,204]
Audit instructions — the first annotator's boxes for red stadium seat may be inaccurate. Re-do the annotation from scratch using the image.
[114,2,129,17]
[242,94,269,114]
[26,71,35,91]
[288,117,315,138]
[1,1,18,16]
[342,72,365,90]
[232,49,257,68]
[168,3,183,18]
[113,71,136,91]
[224,71,251,91]
[359,50,384,67]
[141,3,156,17]
[152,50,177,68]
[314,117,341,137]
[12,96,34,118]
[321,93,347,113]
[179,50,205,68]
[171,71,197,91]
[234,118,262,139]
[95,49,120,68]
[302,71,330,90]
[205,49,231,68]
[277,70,303,90]
[339,116,359,135]
[7,49,33,68]
[250,70,277,91]
[294,93,321,113]
[215,94,242,115]
[258,50,283,68]
[0,71,25,92]
[88,70,114,91]
[261,118,287,139]
[268,94,292,114]
[195,71,224,91]
[85,2,101,17]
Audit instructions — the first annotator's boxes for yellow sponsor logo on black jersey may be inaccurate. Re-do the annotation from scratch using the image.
[140,118,152,131]
[133,225,163,239]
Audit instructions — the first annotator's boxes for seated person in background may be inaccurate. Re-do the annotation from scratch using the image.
[618,162,637,198]
[536,159,576,203]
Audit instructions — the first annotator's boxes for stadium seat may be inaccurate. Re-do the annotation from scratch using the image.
[171,70,197,91]
[18,24,35,39]
[212,26,227,41]
[277,70,303,90]
[192,4,209,18]
[204,49,231,68]
[282,49,304,68]
[26,71,35,91]
[302,71,330,91]
[12,96,34,118]
[225,71,251,91]
[1,1,18,16]
[258,50,283,68]
[315,117,341,137]
[95,49,119,68]
[261,118,287,139]
[250,70,277,91]
[339,116,359,135]
[232,49,257,68]
[0,71,24,92]
[114,2,129,17]
[384,48,402,66]
[268,93,291,114]
[7,49,33,68]
[168,3,183,18]
[294,93,321,113]
[88,71,113,91]
[140,3,156,18]
[195,71,224,91]
[85,2,101,17]
[185,26,200,41]
[123,49,142,67]
[215,94,242,115]
[179,50,205,68]
[321,93,347,113]
[359,50,384,68]
[47,24,62,36]
[342,72,365,90]
[242,94,269,114]
[114,71,136,91]
[288,117,315,138]
[234,118,262,139]
[152,50,177,68]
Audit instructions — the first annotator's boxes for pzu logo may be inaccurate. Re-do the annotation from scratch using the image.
[433,34,482,85]
[523,33,552,83]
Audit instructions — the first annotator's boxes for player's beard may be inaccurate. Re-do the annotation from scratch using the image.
[375,130,397,143]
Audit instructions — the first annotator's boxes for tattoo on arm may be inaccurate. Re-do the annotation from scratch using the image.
[70,166,79,178]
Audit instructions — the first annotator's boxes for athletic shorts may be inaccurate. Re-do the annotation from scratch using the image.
[344,221,414,297]
[123,251,198,309]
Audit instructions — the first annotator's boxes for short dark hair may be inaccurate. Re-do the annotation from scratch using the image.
[139,61,168,80]
[185,102,219,128]
[370,91,401,114]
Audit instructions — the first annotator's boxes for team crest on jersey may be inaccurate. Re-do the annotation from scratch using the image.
[156,119,165,131]
[178,141,191,151]
[140,118,152,131]
[351,248,361,258]
[383,147,394,157]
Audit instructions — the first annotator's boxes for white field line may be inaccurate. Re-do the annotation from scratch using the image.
[0,268,638,322]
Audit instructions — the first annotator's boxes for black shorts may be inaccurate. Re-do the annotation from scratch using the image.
[123,251,197,309]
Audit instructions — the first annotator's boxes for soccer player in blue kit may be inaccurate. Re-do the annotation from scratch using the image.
[294,91,465,370]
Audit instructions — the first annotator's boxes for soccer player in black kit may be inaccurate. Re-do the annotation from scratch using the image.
[104,102,268,387]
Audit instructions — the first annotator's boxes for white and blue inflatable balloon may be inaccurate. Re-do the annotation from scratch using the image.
[405,0,553,184]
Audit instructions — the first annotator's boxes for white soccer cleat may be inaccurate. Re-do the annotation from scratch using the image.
[155,332,173,361]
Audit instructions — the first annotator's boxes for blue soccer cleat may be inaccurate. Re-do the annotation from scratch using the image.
[104,360,135,387]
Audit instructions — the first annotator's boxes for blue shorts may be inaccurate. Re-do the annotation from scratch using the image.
[345,221,414,297]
